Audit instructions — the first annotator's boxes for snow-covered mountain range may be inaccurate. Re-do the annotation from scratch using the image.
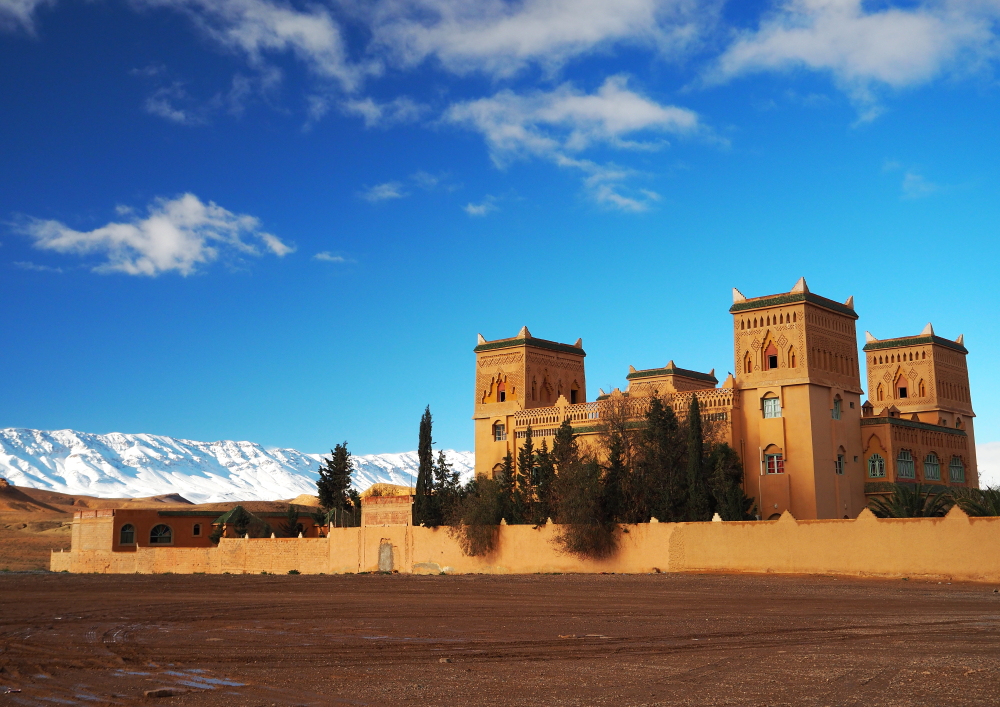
[0,428,474,504]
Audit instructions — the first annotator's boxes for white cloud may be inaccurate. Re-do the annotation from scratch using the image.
[978,442,1000,488]
[343,96,427,127]
[367,0,710,78]
[901,170,938,199]
[13,261,63,273]
[359,181,407,202]
[464,197,498,216]
[710,0,999,116]
[446,75,694,211]
[144,84,206,125]
[0,0,52,31]
[135,0,373,92]
[313,251,348,262]
[18,193,292,276]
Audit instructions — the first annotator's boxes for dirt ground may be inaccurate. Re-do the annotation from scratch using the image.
[2,573,1000,706]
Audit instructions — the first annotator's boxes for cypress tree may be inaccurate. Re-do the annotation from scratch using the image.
[602,430,627,523]
[642,396,685,522]
[434,449,460,524]
[685,396,712,521]
[551,419,578,472]
[533,439,556,524]
[512,427,534,524]
[413,406,434,525]
[708,443,755,520]
[317,442,354,512]
[496,450,515,523]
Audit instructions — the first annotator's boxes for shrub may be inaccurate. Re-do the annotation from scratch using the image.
[868,484,952,518]
[288,569,300,575]
[448,477,502,556]
[951,486,1000,517]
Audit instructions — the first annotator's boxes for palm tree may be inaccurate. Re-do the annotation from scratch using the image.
[867,483,952,518]
[950,486,1000,517]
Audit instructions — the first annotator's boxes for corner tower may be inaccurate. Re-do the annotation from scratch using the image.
[861,325,977,488]
[472,327,586,478]
[731,278,866,520]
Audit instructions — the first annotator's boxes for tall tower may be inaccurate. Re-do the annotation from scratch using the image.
[731,278,866,520]
[861,325,977,487]
[472,327,586,478]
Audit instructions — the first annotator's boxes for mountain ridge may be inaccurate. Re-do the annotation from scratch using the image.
[0,428,473,504]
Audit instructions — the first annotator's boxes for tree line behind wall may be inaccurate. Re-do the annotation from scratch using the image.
[413,396,755,557]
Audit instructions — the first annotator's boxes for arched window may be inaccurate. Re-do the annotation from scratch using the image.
[741,320,745,330]
[868,454,886,478]
[762,394,781,419]
[895,374,908,399]
[922,351,926,359]
[192,523,201,537]
[763,342,778,371]
[764,446,784,474]
[119,524,135,545]
[788,346,796,368]
[831,396,842,420]
[149,524,172,545]
[896,450,915,479]
[493,422,507,441]
[919,379,926,397]
[496,380,506,403]
[949,456,965,483]
[876,383,884,401]
[753,317,757,328]
[835,447,845,475]
[744,351,753,374]
[924,453,941,481]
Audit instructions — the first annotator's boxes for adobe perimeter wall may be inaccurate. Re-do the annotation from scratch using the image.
[53,508,1000,582]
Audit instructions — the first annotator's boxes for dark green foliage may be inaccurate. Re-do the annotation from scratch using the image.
[317,442,355,512]
[495,451,516,523]
[638,397,686,522]
[448,477,504,556]
[868,484,953,518]
[532,440,556,525]
[551,419,578,471]
[602,430,627,523]
[210,506,273,544]
[433,449,462,523]
[510,427,535,524]
[951,486,1000,516]
[684,396,712,521]
[413,406,435,526]
[279,504,303,537]
[707,443,755,520]
[554,457,617,559]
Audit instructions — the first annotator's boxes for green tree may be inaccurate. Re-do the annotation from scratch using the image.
[951,486,1000,516]
[532,440,556,525]
[434,449,461,522]
[413,406,435,526]
[511,427,535,524]
[554,456,617,558]
[707,443,755,521]
[448,476,504,556]
[496,451,516,523]
[868,484,952,518]
[635,396,685,522]
[317,442,355,512]
[602,429,627,523]
[685,396,712,521]
[279,504,303,537]
[551,419,578,472]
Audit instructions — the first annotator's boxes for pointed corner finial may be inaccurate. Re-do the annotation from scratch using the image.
[709,368,715,377]
[732,288,746,304]
[845,295,854,309]
[477,333,486,345]
[920,322,934,337]
[865,331,877,344]
[598,388,606,396]
[790,277,809,294]
[666,360,675,369]
[574,337,583,348]
[956,333,964,345]
[518,325,531,339]
[628,365,637,373]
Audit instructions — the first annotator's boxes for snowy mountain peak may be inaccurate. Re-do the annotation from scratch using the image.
[0,428,474,504]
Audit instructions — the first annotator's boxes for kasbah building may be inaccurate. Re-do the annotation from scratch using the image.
[473,278,979,521]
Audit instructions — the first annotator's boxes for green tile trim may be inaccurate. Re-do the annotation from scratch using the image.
[863,335,967,354]
[861,416,966,437]
[474,337,586,356]
[729,292,858,319]
[864,481,950,495]
[626,366,717,383]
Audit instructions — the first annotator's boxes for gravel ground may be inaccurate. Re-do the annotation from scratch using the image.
[1,572,999,706]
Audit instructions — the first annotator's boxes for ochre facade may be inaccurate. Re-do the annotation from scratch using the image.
[473,279,978,520]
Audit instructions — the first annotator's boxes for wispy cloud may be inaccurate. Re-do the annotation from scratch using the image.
[901,171,938,199]
[708,0,999,120]
[0,0,52,31]
[313,251,350,262]
[13,261,63,273]
[446,75,694,210]
[360,181,407,202]
[343,96,427,128]
[464,196,498,216]
[16,193,293,276]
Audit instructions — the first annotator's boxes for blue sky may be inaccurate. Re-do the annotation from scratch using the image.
[2,0,999,470]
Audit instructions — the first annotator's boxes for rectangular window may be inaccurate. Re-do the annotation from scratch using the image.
[898,387,908,399]
[949,457,965,483]
[493,424,507,442]
[832,399,842,420]
[835,455,844,475]
[763,397,781,418]
[924,456,941,481]
[570,390,578,404]
[765,454,784,474]
[896,452,915,479]
[768,354,778,369]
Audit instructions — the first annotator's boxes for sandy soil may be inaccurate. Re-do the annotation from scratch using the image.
[2,572,1000,706]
